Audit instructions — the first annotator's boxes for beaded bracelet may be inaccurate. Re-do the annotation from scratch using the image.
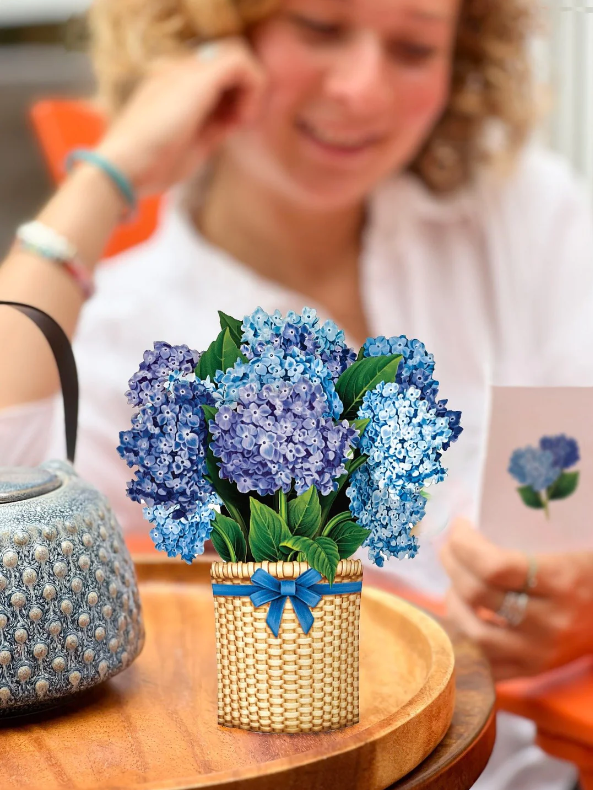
[65,148,138,219]
[15,221,95,300]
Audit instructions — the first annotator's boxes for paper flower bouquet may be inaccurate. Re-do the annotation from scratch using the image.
[118,307,462,732]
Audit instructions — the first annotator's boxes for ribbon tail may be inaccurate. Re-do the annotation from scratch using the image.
[291,597,315,635]
[295,587,322,609]
[266,596,287,638]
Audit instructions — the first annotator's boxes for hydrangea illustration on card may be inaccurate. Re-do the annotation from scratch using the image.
[508,434,580,518]
[118,307,462,732]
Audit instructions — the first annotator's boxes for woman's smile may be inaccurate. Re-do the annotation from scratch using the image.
[295,118,384,161]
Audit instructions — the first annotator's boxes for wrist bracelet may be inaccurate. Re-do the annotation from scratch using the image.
[65,148,138,219]
[15,221,95,300]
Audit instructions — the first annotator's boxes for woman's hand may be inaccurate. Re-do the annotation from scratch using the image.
[440,519,593,681]
[96,37,266,196]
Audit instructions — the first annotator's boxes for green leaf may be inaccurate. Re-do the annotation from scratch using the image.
[318,453,368,528]
[323,520,370,559]
[218,310,244,347]
[195,328,246,381]
[210,512,247,563]
[201,404,218,423]
[205,450,249,536]
[287,485,321,538]
[517,486,545,510]
[280,535,340,585]
[548,471,579,501]
[350,418,370,439]
[249,499,292,562]
[356,347,365,362]
[335,354,402,419]
[321,511,353,537]
[420,490,431,500]
[347,453,369,476]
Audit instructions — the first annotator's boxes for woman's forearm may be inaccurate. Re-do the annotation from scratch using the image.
[0,40,265,411]
[0,163,125,409]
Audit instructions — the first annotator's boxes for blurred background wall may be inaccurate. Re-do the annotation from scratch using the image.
[0,0,591,257]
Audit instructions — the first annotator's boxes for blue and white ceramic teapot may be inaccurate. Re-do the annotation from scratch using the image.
[0,303,144,716]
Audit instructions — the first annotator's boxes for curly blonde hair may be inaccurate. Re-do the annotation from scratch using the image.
[89,0,537,193]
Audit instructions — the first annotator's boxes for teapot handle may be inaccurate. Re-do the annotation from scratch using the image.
[0,301,78,463]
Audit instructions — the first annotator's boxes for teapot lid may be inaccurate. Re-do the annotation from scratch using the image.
[0,467,62,504]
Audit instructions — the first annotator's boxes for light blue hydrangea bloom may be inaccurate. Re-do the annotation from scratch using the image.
[508,447,561,491]
[347,381,452,564]
[214,348,343,420]
[357,382,452,493]
[347,467,426,565]
[241,306,356,380]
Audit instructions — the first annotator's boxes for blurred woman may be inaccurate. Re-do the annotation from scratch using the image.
[0,1,591,787]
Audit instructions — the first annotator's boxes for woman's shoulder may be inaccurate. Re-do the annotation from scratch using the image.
[372,146,590,233]
[476,146,591,223]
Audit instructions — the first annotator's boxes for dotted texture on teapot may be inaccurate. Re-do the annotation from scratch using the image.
[0,461,145,715]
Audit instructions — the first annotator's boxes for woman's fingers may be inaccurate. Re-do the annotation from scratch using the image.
[445,518,534,592]
[97,38,267,195]
[444,588,539,679]
[440,540,506,612]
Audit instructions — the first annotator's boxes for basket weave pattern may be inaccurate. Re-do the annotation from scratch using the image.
[211,560,362,733]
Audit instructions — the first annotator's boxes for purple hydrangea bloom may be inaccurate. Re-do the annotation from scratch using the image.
[209,376,358,497]
[363,335,462,449]
[125,341,200,408]
[508,447,561,491]
[539,435,580,470]
[241,307,356,380]
[118,371,220,561]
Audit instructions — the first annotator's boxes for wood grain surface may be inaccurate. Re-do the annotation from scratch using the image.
[0,557,494,790]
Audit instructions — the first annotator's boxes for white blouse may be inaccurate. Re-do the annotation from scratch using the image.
[1,146,591,790]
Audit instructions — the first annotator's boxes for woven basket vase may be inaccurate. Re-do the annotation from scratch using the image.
[211,559,363,733]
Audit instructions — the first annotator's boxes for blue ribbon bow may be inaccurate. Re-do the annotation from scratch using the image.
[212,568,362,637]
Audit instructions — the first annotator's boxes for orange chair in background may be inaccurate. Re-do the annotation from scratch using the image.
[29,99,162,260]
[30,96,593,789]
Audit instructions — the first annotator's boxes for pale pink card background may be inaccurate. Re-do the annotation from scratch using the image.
[479,387,593,554]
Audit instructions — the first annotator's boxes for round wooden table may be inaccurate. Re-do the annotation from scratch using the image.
[0,556,496,790]
[388,625,496,789]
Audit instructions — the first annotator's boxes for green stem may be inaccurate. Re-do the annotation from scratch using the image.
[226,503,248,541]
[277,489,288,524]
[542,493,550,520]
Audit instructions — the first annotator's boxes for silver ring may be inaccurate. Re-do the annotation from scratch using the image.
[496,591,529,628]
[195,42,220,62]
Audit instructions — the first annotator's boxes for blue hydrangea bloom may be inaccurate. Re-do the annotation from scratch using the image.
[125,341,200,408]
[118,368,220,562]
[508,447,561,491]
[347,467,426,564]
[241,307,356,380]
[214,347,343,420]
[144,502,218,564]
[363,335,462,449]
[539,435,580,470]
[209,377,358,497]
